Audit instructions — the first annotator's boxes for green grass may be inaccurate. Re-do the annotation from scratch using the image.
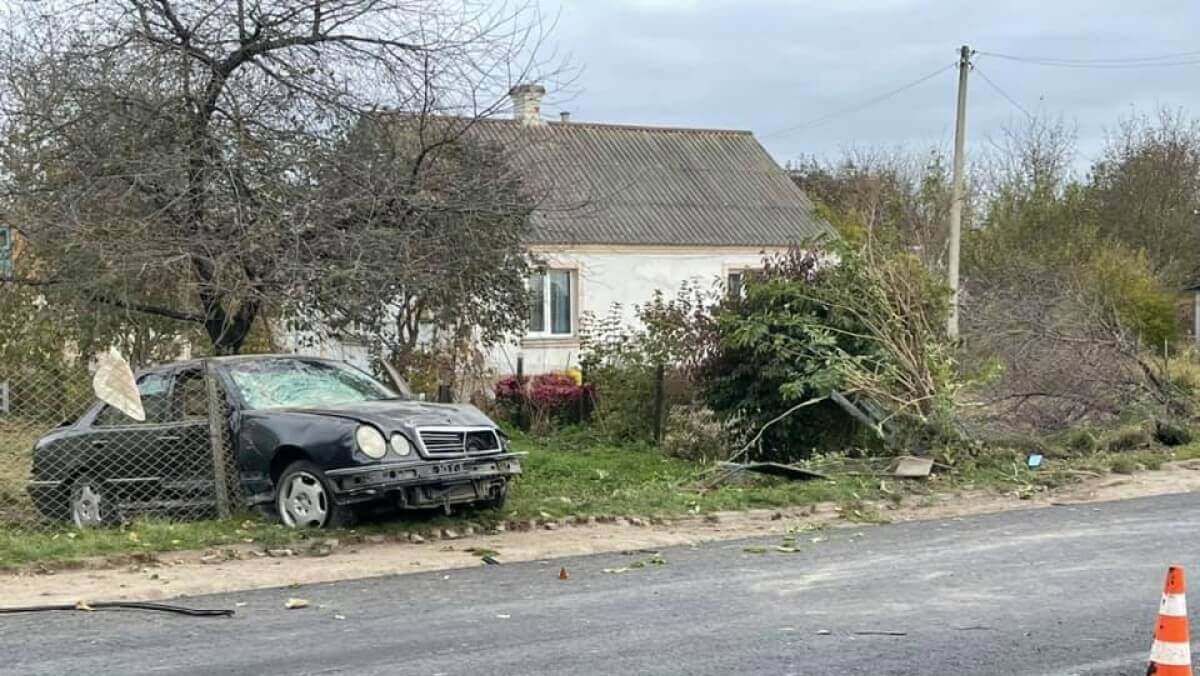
[3,426,1200,570]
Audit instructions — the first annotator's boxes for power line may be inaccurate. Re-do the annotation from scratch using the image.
[761,62,956,139]
[973,65,1034,121]
[977,50,1200,69]
[977,48,1200,64]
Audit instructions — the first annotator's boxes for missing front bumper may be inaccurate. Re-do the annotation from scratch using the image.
[325,454,522,506]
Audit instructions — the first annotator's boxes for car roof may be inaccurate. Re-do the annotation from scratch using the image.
[138,354,345,375]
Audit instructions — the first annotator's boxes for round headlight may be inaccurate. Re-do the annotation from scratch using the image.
[390,433,412,457]
[355,425,387,459]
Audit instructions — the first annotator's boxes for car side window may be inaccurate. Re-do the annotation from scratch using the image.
[93,372,174,426]
[174,369,208,421]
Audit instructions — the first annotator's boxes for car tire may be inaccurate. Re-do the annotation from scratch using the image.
[70,476,113,528]
[484,480,509,511]
[274,461,350,529]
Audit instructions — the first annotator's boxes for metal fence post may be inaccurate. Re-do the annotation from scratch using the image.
[204,362,232,519]
[516,355,528,431]
[653,364,665,444]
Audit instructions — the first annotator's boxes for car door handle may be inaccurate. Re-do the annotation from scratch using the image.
[157,435,182,442]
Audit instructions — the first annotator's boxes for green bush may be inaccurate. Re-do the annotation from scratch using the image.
[1063,429,1099,454]
[1084,247,1179,348]
[579,284,717,442]
[1153,419,1193,447]
[703,242,957,461]
[1105,425,1153,452]
[1109,455,1140,474]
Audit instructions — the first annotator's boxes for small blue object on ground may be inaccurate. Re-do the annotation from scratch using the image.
[1027,454,1044,469]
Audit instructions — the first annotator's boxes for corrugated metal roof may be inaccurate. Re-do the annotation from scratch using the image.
[470,119,833,247]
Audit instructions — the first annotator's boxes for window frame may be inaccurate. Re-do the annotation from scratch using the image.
[527,267,577,338]
[89,370,176,428]
[724,265,760,298]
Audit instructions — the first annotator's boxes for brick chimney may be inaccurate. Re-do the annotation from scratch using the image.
[509,83,546,126]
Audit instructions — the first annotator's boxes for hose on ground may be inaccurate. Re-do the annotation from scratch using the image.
[0,601,234,617]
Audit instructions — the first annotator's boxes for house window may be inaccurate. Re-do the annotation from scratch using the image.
[528,269,574,336]
[727,270,745,297]
[726,267,759,297]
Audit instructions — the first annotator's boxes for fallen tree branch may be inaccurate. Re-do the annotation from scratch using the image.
[725,396,830,465]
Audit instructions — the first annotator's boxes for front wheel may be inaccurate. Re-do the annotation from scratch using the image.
[274,461,348,529]
[70,476,114,528]
[484,480,509,511]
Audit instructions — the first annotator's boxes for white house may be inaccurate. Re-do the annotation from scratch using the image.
[288,85,832,378]
[480,84,833,375]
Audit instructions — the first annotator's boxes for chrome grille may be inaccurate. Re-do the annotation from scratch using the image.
[417,428,502,456]
[419,430,465,455]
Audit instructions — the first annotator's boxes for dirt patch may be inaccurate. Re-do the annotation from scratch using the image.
[4,461,1200,607]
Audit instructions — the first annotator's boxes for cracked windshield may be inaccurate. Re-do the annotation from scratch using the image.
[226,359,396,410]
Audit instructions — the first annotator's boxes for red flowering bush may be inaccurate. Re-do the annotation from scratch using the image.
[494,372,593,430]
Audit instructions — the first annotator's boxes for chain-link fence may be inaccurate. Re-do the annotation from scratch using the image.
[0,359,244,530]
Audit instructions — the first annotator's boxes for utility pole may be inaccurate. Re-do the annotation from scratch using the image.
[946,44,971,339]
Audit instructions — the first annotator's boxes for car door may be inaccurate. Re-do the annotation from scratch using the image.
[167,366,220,500]
[82,370,179,502]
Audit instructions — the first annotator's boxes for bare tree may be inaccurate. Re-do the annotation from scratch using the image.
[0,0,564,354]
[789,146,960,269]
[1089,107,1200,286]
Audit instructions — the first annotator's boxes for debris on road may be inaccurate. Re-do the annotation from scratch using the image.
[558,567,570,580]
[853,630,907,636]
[717,461,829,482]
[890,456,933,478]
[284,598,309,610]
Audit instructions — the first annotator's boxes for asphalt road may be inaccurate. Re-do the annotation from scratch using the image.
[2,492,1198,675]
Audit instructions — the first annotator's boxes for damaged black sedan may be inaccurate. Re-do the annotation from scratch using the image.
[27,355,521,528]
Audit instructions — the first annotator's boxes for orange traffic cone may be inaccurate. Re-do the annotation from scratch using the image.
[1148,566,1192,675]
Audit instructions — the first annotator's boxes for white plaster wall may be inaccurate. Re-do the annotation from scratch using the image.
[487,246,783,375]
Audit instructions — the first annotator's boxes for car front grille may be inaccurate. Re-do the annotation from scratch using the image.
[418,428,501,456]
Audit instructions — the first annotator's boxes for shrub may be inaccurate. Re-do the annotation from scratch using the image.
[703,242,957,461]
[1105,425,1153,452]
[661,405,730,463]
[1109,455,1140,474]
[1084,247,1179,349]
[1063,428,1099,454]
[493,373,593,430]
[1153,419,1193,447]
[579,283,718,442]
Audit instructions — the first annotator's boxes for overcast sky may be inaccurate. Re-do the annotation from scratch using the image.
[536,0,1200,174]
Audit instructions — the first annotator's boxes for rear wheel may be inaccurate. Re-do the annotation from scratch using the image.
[70,476,113,528]
[274,461,348,529]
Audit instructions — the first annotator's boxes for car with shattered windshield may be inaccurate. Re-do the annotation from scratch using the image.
[27,355,521,528]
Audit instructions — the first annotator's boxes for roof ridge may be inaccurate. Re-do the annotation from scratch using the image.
[476,117,754,136]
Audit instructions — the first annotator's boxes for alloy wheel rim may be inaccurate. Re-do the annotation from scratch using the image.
[279,471,328,528]
[72,483,103,528]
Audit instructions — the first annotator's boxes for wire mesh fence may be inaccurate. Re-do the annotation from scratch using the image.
[0,359,245,531]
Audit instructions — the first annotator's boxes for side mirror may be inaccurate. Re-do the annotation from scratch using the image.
[381,360,414,398]
[92,353,145,422]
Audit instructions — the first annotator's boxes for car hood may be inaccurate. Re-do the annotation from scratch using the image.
[274,400,497,431]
